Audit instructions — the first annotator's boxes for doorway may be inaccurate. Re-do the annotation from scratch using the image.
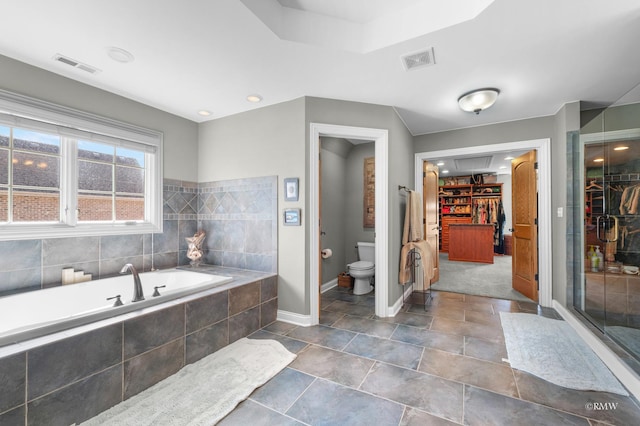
[414,138,552,307]
[310,123,389,325]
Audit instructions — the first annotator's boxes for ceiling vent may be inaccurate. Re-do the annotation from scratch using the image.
[401,47,435,71]
[454,156,493,171]
[53,54,101,74]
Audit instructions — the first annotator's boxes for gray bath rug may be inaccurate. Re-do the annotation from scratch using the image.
[500,312,628,395]
[80,338,296,426]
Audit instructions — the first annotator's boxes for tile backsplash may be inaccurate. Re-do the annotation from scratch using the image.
[0,176,277,295]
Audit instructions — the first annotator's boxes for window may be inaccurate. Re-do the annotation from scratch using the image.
[0,89,162,240]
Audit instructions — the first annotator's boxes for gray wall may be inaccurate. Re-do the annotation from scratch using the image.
[345,142,376,264]
[306,97,415,309]
[320,138,349,285]
[414,112,580,308]
[0,54,199,181]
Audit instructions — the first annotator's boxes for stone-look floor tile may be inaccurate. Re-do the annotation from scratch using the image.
[285,325,357,350]
[249,368,315,413]
[286,378,404,426]
[360,362,464,423]
[344,334,424,369]
[464,385,590,426]
[319,309,346,326]
[0,405,24,426]
[418,348,518,397]
[431,317,504,342]
[332,315,398,338]
[248,330,309,354]
[464,336,508,364]
[379,311,434,328]
[219,399,304,426]
[514,370,640,425]
[261,320,298,335]
[491,299,523,313]
[432,298,495,314]
[391,325,464,354]
[431,291,465,301]
[418,303,466,321]
[290,345,375,387]
[322,300,375,317]
[462,294,498,305]
[400,407,460,425]
[464,310,502,326]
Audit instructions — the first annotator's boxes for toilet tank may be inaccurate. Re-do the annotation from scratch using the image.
[357,242,375,263]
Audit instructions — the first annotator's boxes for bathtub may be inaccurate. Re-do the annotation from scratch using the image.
[0,268,233,347]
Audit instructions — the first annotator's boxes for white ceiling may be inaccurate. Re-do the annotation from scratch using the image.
[0,0,639,136]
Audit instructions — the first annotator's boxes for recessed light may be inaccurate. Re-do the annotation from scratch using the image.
[197,110,212,117]
[107,47,135,63]
[504,156,514,160]
[442,170,449,174]
[499,166,507,169]
[594,158,604,163]
[614,146,629,151]
[247,94,263,103]
[436,161,445,166]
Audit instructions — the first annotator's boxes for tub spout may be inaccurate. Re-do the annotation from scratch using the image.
[120,263,145,302]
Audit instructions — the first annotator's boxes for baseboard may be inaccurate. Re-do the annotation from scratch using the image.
[553,300,640,400]
[276,309,313,327]
[387,284,415,317]
[321,278,338,293]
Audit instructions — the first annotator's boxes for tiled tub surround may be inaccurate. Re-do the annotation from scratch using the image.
[0,269,233,347]
[0,175,277,296]
[0,267,278,426]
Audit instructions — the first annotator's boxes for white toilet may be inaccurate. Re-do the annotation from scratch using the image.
[348,242,375,295]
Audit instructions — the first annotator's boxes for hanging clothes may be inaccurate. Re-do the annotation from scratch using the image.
[399,190,434,287]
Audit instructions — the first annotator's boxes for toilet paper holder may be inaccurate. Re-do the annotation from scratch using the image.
[321,248,332,259]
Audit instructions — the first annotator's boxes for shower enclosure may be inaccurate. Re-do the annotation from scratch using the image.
[572,84,640,366]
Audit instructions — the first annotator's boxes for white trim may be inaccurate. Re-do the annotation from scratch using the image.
[414,138,553,307]
[277,309,313,327]
[580,128,640,144]
[310,123,389,324]
[554,300,640,400]
[321,278,338,293]
[0,89,163,240]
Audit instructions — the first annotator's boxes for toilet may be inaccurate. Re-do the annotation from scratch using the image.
[348,242,375,295]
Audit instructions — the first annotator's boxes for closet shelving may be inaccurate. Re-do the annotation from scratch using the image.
[439,179,502,252]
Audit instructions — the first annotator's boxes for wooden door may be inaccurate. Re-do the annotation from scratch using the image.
[511,150,538,301]
[423,161,440,283]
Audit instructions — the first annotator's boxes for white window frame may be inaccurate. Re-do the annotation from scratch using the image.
[0,89,163,241]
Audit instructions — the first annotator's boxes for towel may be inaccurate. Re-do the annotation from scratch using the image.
[402,190,424,245]
[399,240,435,288]
[399,190,434,289]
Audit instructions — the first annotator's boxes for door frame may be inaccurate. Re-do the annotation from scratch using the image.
[310,123,389,324]
[414,138,552,307]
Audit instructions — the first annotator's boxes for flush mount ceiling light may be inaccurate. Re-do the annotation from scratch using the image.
[197,110,212,117]
[107,46,135,63]
[458,88,500,114]
[614,146,629,151]
[246,94,263,103]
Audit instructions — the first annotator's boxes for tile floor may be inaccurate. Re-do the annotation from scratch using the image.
[219,287,640,425]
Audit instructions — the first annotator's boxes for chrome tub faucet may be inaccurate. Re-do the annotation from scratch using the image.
[120,263,145,302]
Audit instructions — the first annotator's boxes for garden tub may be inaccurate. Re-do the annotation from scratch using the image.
[0,268,233,347]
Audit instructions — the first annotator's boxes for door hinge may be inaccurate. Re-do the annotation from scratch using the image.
[423,218,426,224]
[534,162,539,170]
[423,171,426,178]
[535,274,539,289]
[534,218,538,225]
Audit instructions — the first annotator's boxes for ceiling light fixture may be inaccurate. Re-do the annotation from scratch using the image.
[504,156,514,160]
[436,161,445,166]
[197,110,212,117]
[614,146,629,151]
[107,47,135,63]
[594,158,604,163]
[458,88,500,114]
[442,170,449,174]
[246,94,263,103]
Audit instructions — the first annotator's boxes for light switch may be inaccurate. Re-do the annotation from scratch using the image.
[557,207,563,218]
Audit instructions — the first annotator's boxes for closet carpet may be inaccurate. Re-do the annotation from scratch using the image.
[430,253,533,302]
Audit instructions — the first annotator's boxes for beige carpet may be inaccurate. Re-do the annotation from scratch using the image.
[81,338,296,426]
[500,312,628,395]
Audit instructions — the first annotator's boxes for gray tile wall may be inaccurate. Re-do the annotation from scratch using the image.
[0,275,278,426]
[0,176,277,295]
[199,176,278,273]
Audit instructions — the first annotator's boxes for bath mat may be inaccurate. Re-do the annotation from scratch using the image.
[499,312,628,395]
[80,338,296,426]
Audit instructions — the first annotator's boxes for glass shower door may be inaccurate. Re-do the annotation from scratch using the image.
[582,134,640,361]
